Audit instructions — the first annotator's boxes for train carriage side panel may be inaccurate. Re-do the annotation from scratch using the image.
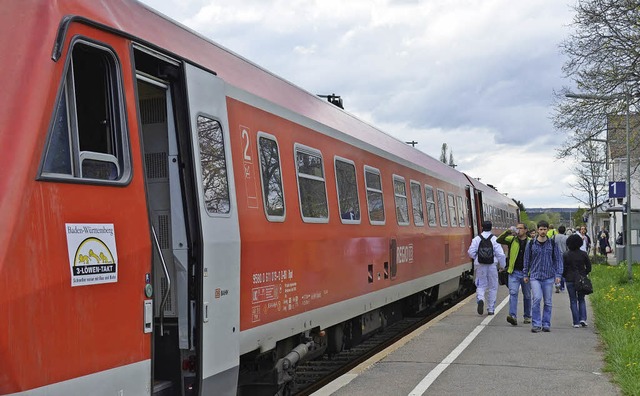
[0,19,152,395]
[224,96,474,353]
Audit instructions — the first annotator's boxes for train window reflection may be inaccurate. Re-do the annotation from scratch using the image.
[258,134,285,221]
[448,193,458,227]
[457,195,466,227]
[393,176,409,226]
[410,181,424,226]
[295,145,328,222]
[198,115,230,214]
[365,167,385,224]
[437,189,448,227]
[424,185,437,227]
[335,158,360,223]
[41,40,128,182]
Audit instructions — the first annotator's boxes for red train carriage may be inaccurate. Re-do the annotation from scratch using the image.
[0,1,518,395]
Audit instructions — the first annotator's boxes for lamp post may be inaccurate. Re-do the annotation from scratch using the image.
[565,92,633,281]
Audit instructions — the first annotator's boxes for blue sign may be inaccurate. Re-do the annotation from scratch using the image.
[609,181,626,198]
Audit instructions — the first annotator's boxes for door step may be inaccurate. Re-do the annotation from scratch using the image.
[153,380,174,396]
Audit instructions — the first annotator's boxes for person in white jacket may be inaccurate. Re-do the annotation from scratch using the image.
[468,221,507,315]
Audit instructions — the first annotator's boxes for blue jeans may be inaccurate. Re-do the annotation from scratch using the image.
[508,270,531,319]
[530,277,554,328]
[566,282,587,325]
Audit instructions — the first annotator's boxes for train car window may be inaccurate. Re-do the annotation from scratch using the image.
[41,40,129,182]
[424,185,437,227]
[393,176,409,226]
[295,144,329,222]
[257,133,285,221]
[410,181,425,226]
[197,115,231,214]
[447,193,458,227]
[335,158,361,224]
[457,195,466,227]
[437,189,449,227]
[364,166,385,225]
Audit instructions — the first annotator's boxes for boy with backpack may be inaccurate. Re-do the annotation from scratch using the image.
[468,221,506,315]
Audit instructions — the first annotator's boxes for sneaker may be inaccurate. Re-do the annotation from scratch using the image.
[580,321,588,327]
[507,315,518,326]
[531,327,542,333]
[555,285,560,293]
[573,324,581,328]
[477,300,484,315]
[487,311,494,315]
[542,327,550,332]
[523,318,531,324]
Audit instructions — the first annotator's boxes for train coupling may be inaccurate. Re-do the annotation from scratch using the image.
[276,341,315,385]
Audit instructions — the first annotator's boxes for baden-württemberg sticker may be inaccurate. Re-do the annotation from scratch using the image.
[66,223,118,287]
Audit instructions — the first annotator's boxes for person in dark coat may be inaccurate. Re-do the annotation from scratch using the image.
[562,234,592,328]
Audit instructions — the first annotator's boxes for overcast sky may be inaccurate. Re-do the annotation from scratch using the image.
[139,0,580,209]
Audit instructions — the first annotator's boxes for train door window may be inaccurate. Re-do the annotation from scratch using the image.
[198,115,231,214]
[447,193,458,227]
[364,166,385,225]
[257,132,285,221]
[393,176,409,226]
[437,189,448,227]
[410,181,424,226]
[41,40,129,182]
[295,144,329,222]
[424,185,437,227]
[457,195,466,227]
[335,157,360,223]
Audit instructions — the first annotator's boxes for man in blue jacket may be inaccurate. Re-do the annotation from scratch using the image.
[523,220,563,333]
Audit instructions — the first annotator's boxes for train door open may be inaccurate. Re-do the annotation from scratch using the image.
[183,63,241,395]
[134,49,193,395]
[466,187,479,236]
[134,48,240,395]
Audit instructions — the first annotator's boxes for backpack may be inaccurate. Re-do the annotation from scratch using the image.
[477,235,495,264]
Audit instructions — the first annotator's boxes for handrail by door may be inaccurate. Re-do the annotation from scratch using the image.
[151,225,171,336]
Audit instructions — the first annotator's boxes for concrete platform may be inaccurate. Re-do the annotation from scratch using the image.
[313,285,621,396]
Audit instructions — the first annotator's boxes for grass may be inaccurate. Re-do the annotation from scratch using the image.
[590,261,640,396]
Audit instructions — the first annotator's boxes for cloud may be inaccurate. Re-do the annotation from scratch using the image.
[140,0,580,208]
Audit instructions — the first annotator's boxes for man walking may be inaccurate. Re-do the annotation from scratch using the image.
[523,220,563,333]
[553,225,569,292]
[497,223,531,326]
[468,221,506,316]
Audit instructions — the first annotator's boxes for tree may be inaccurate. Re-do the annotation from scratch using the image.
[553,0,640,196]
[448,152,456,168]
[440,143,448,163]
[573,207,587,229]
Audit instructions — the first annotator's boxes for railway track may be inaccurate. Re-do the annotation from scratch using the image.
[291,292,472,396]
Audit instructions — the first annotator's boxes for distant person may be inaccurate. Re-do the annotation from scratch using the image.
[578,225,591,254]
[554,225,569,293]
[616,232,623,245]
[562,233,592,328]
[597,226,610,257]
[547,224,558,238]
[529,229,537,239]
[497,223,532,326]
[523,220,563,333]
[468,221,506,316]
